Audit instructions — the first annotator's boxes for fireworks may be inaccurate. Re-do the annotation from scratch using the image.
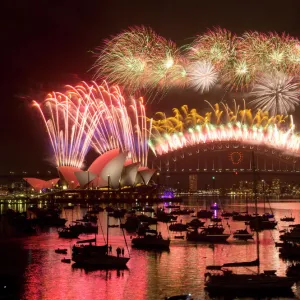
[149,103,299,157]
[249,72,300,115]
[92,26,185,94]
[93,27,300,108]
[151,101,289,134]
[33,93,97,169]
[34,81,151,168]
[187,61,218,93]
[187,27,237,68]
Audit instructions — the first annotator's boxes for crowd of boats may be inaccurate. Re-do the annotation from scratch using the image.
[4,196,300,298]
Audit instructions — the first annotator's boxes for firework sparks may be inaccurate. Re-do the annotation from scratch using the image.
[249,72,300,115]
[187,61,218,93]
[92,26,180,94]
[33,81,151,168]
[150,103,298,157]
[33,93,97,169]
[187,27,237,68]
[93,27,300,96]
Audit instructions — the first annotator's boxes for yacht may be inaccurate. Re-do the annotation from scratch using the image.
[131,231,170,250]
[186,224,230,243]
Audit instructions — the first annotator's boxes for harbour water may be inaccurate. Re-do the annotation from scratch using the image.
[1,198,300,300]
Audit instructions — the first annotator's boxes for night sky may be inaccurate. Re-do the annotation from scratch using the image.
[2,0,300,173]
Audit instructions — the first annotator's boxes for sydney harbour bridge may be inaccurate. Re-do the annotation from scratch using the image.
[148,141,300,189]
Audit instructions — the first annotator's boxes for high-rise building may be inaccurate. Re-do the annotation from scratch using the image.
[271,178,281,194]
[189,174,198,192]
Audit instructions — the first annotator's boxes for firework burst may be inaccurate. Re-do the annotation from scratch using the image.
[33,81,151,168]
[249,72,300,115]
[93,27,300,97]
[187,61,218,93]
[149,102,298,157]
[187,27,237,68]
[93,26,181,94]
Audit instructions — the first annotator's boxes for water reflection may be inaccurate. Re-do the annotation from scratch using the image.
[1,199,300,299]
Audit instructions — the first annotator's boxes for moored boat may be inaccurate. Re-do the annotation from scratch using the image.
[169,223,187,232]
[55,248,67,254]
[196,210,213,219]
[233,229,254,241]
[72,239,129,268]
[131,231,170,250]
[186,224,230,243]
[58,227,79,238]
[186,219,205,228]
[281,216,295,222]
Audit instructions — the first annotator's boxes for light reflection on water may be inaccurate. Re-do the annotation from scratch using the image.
[2,198,300,299]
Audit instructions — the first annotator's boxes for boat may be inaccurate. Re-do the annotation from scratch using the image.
[120,215,140,231]
[61,258,71,263]
[169,223,187,232]
[210,217,222,222]
[186,219,205,228]
[279,242,300,258]
[156,210,177,223]
[196,210,213,219]
[205,269,295,295]
[55,248,67,254]
[233,228,254,241]
[171,209,194,215]
[247,215,277,230]
[131,231,170,250]
[131,217,170,250]
[70,221,98,234]
[281,216,295,222]
[58,227,79,238]
[232,213,255,221]
[174,235,184,239]
[221,211,234,217]
[262,212,274,219]
[280,226,300,242]
[222,258,259,267]
[137,214,157,225]
[72,207,130,268]
[186,224,230,243]
[204,152,295,296]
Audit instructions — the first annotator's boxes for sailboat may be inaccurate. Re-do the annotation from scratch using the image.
[196,198,213,218]
[131,213,170,250]
[204,152,295,295]
[72,199,130,268]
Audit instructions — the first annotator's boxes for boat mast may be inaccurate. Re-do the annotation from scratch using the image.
[252,151,260,274]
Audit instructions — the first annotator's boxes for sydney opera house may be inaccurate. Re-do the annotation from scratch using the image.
[24,149,156,193]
